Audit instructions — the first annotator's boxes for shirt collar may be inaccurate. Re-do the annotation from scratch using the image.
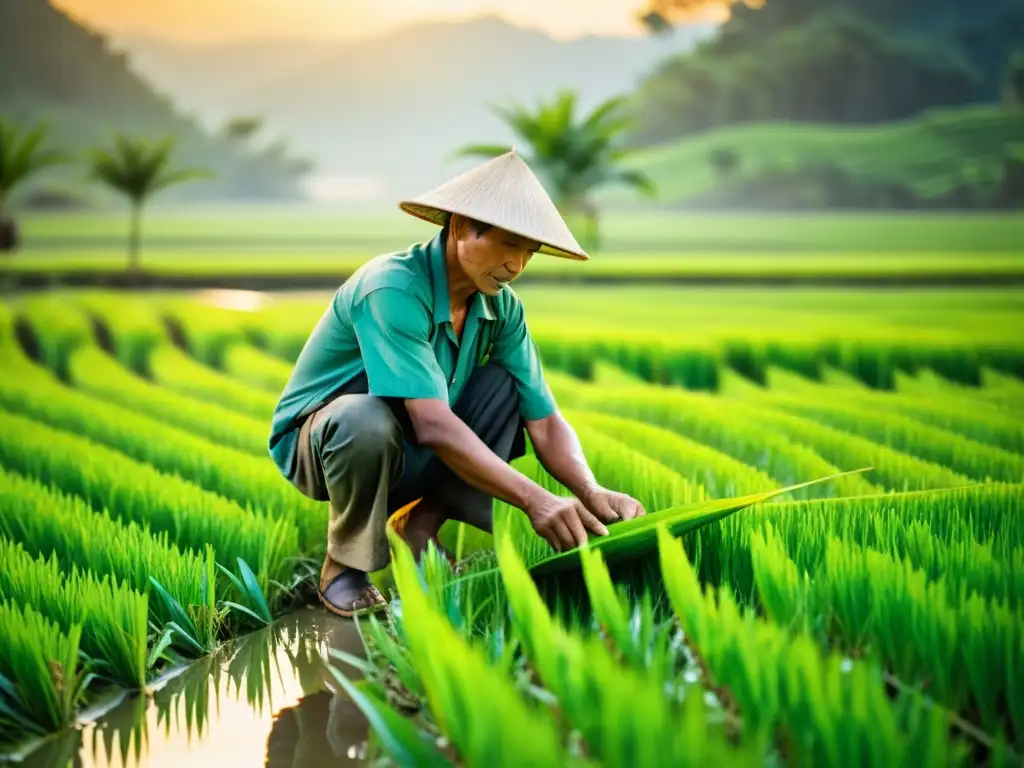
[426,229,497,325]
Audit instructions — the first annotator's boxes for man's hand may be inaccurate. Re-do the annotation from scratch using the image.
[524,488,610,552]
[523,486,646,552]
[580,485,646,525]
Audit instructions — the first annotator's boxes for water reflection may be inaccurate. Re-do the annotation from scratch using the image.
[17,609,372,768]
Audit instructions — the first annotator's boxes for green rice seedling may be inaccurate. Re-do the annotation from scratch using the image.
[369,533,581,767]
[493,527,759,765]
[731,391,1024,483]
[818,336,984,389]
[157,298,250,367]
[148,343,277,420]
[576,546,678,679]
[563,409,778,497]
[0,600,87,738]
[0,467,216,655]
[835,389,1024,455]
[221,342,294,393]
[547,378,879,498]
[69,291,168,374]
[0,361,325,554]
[328,673,449,766]
[67,345,269,456]
[0,408,295,592]
[978,367,1024,408]
[0,537,149,689]
[705,484,1023,607]
[589,360,649,387]
[717,367,766,396]
[773,532,1024,745]
[712,397,973,491]
[503,469,870,577]
[13,294,93,380]
[531,326,721,389]
[658,526,970,767]
[544,422,705,511]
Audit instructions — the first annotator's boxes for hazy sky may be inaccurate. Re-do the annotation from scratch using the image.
[53,0,721,44]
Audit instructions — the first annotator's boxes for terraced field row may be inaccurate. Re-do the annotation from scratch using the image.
[0,289,1021,765]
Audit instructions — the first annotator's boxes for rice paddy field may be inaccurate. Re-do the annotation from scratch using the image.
[0,282,1023,766]
[2,209,1023,285]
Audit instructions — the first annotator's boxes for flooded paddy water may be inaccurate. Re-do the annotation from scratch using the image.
[10,610,374,768]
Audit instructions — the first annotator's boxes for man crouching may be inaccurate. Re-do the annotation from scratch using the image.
[268,149,645,617]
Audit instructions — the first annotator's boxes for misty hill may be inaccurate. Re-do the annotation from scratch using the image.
[118,16,713,201]
[599,104,1024,210]
[1,0,306,205]
[629,0,1024,146]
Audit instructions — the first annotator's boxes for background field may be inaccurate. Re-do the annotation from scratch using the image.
[3,210,1022,287]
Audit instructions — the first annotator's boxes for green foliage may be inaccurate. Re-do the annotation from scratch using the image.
[0,466,216,658]
[0,601,86,739]
[631,0,1022,147]
[69,345,269,456]
[0,536,149,689]
[0,119,67,218]
[604,105,1024,210]
[455,90,656,250]
[0,349,324,554]
[1003,50,1024,109]
[660,525,972,766]
[87,135,211,271]
[0,407,295,593]
[0,1,304,204]
[89,134,200,207]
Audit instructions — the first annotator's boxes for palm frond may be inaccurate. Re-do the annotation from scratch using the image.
[0,120,69,195]
[88,134,209,203]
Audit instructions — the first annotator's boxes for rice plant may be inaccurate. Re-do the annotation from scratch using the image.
[69,291,169,374]
[67,344,269,456]
[12,294,93,380]
[0,408,295,591]
[707,396,973,491]
[0,466,217,657]
[724,389,1024,482]
[0,600,86,739]
[148,343,277,420]
[564,408,779,497]
[548,378,879,498]
[221,343,294,393]
[695,483,1023,606]
[750,523,1024,751]
[0,536,149,688]
[659,525,973,766]
[0,358,325,553]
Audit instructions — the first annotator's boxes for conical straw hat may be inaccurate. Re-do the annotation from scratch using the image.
[398,148,588,261]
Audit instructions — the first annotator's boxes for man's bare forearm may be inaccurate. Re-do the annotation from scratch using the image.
[410,403,546,510]
[526,411,601,503]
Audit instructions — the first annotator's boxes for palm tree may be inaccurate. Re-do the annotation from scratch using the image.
[88,135,211,275]
[454,91,656,251]
[0,120,68,253]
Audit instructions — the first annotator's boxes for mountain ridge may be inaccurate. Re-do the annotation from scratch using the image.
[113,15,715,200]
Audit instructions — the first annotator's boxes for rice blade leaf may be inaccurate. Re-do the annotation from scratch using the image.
[530,468,872,575]
[221,601,271,627]
[235,557,272,622]
[327,666,450,767]
[147,629,175,669]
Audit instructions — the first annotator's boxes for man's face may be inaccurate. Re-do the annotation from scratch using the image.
[451,216,540,296]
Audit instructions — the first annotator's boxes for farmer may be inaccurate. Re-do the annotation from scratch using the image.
[268,148,645,618]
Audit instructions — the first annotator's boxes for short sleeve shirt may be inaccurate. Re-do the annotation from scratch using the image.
[268,230,557,479]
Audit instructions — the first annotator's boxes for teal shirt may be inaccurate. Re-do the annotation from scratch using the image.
[268,231,557,479]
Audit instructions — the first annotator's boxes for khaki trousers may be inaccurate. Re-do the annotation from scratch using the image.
[288,363,526,572]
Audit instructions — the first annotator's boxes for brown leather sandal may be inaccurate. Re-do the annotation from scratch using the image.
[318,572,388,618]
